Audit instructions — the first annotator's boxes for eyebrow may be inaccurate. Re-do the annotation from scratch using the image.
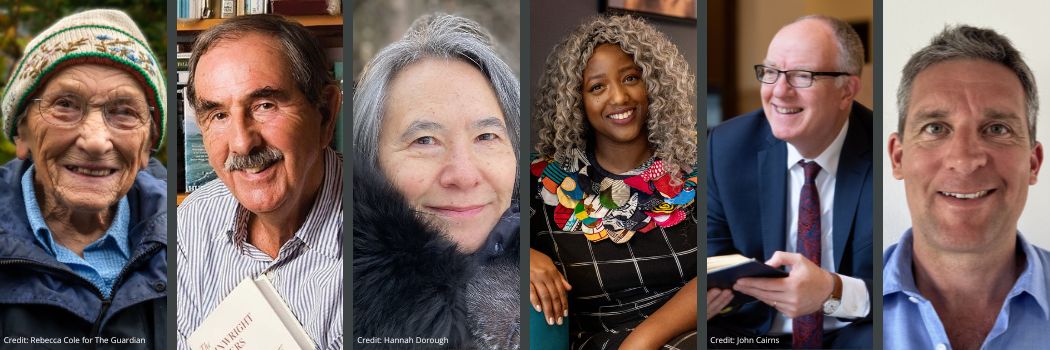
[909,108,1024,129]
[248,86,288,100]
[472,116,506,131]
[194,86,289,112]
[761,60,816,71]
[399,120,444,142]
[585,64,641,82]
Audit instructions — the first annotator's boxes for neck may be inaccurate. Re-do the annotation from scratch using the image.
[39,193,112,257]
[247,165,325,259]
[593,137,653,174]
[912,232,1022,313]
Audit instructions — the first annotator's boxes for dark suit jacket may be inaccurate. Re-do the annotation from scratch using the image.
[706,101,873,335]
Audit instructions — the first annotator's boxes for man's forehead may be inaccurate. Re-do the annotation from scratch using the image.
[908,59,1026,118]
[765,21,838,70]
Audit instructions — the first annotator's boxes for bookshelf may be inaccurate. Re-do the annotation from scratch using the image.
[176,15,342,31]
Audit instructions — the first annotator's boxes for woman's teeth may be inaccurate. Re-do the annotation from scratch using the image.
[68,166,113,177]
[609,110,633,120]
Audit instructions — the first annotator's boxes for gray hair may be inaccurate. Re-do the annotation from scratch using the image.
[897,25,1038,146]
[792,15,865,76]
[352,13,520,171]
[187,15,335,117]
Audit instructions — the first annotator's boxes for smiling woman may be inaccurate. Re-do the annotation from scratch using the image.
[530,14,697,350]
[352,13,521,349]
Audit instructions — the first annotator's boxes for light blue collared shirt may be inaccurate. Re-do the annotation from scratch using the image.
[22,164,131,298]
[884,229,1050,350]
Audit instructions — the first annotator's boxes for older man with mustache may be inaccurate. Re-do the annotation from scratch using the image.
[175,15,343,349]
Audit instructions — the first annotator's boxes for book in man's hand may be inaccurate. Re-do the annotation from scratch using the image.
[707,254,789,313]
[188,275,315,350]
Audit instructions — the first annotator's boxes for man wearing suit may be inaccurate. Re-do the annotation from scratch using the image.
[706,15,873,349]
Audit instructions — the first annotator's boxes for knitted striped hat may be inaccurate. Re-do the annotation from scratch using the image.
[1,9,166,151]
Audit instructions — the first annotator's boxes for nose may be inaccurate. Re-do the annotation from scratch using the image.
[944,128,987,174]
[227,107,262,155]
[772,73,795,98]
[437,141,482,190]
[76,109,114,156]
[609,82,631,105]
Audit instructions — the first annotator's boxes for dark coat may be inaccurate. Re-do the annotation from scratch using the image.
[0,158,167,350]
[707,102,874,334]
[352,165,520,349]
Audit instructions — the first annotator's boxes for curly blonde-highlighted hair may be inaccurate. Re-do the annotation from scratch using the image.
[534,15,696,175]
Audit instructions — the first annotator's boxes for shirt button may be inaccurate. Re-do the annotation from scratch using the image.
[152,281,166,292]
[908,296,920,304]
[935,343,947,350]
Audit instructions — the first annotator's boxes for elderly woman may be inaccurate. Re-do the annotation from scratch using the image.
[0,9,167,345]
[530,15,697,349]
[352,13,520,349]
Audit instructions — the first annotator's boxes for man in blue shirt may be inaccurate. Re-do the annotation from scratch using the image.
[886,25,1048,349]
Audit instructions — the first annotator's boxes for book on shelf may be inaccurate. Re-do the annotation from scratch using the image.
[707,254,788,312]
[188,275,315,350]
[182,87,217,193]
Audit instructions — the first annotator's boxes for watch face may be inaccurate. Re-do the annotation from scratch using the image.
[823,299,841,315]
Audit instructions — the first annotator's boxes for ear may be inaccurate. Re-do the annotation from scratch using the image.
[318,83,341,147]
[14,121,31,160]
[840,75,861,110]
[888,132,905,180]
[1031,141,1044,185]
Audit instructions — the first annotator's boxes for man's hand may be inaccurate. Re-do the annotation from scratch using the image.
[529,248,571,326]
[706,288,733,320]
[733,251,834,318]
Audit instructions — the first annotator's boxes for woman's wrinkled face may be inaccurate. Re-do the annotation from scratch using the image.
[378,58,516,253]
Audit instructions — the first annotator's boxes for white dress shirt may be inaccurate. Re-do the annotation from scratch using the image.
[769,119,870,335]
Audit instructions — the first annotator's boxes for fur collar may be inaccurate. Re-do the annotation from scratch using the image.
[352,166,474,348]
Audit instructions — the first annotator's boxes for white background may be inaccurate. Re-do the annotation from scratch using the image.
[883,0,1050,248]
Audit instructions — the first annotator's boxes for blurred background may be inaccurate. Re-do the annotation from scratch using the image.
[0,0,167,164]
[351,0,520,83]
[707,0,872,131]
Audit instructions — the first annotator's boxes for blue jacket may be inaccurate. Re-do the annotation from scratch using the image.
[0,158,167,349]
[707,102,874,335]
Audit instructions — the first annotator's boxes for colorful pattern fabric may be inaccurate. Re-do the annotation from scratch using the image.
[531,150,696,243]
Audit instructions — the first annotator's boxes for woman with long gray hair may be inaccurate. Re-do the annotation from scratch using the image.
[352,13,520,349]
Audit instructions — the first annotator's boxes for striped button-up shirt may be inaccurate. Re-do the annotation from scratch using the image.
[176,148,343,349]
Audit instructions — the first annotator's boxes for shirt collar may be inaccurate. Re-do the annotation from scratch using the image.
[786,118,850,178]
[885,229,1050,320]
[21,164,131,258]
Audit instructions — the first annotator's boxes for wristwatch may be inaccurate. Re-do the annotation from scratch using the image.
[822,272,843,315]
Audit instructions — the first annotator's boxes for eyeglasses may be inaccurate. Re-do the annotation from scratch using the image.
[754,65,851,88]
[30,93,152,130]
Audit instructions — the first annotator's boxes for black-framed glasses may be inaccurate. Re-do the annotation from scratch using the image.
[30,93,152,131]
[754,65,851,88]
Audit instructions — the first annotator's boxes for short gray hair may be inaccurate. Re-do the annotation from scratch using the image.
[188,15,335,117]
[792,15,865,76]
[352,13,520,171]
[897,25,1038,146]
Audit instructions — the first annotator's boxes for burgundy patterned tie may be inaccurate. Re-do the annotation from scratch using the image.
[794,160,823,349]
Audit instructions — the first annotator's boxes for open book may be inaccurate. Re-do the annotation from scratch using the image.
[707,254,788,312]
[188,275,315,350]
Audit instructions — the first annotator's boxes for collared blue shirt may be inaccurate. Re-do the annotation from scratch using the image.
[22,164,131,298]
[884,229,1050,350]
